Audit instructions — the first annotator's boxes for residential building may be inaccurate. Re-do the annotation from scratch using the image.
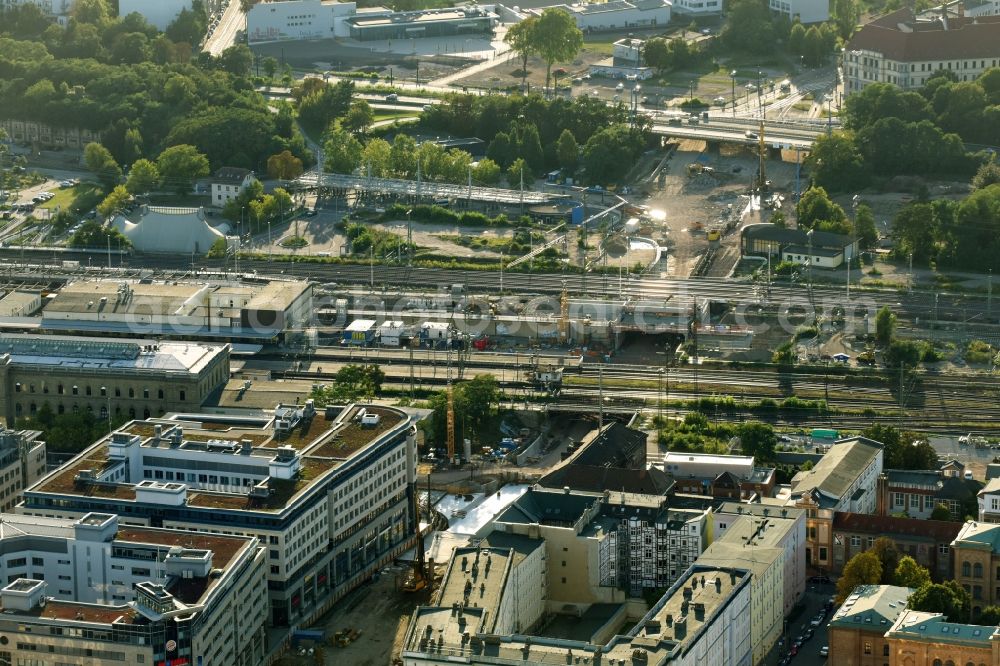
[0,511,267,666]
[886,609,998,665]
[589,38,655,80]
[712,502,807,615]
[41,276,313,342]
[0,428,45,512]
[402,563,752,666]
[659,452,776,499]
[111,205,233,255]
[696,536,784,665]
[831,513,961,581]
[827,584,912,666]
[493,487,710,605]
[0,334,229,425]
[843,9,1000,93]
[0,0,72,17]
[926,0,1000,18]
[768,0,829,23]
[978,477,1000,522]
[16,403,419,627]
[741,223,859,268]
[951,520,1000,616]
[402,531,547,664]
[211,167,256,206]
[788,437,884,570]
[879,467,979,520]
[118,0,194,30]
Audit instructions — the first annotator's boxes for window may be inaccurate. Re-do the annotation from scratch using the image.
[963,561,972,577]
[157,389,163,400]
[851,536,861,547]
[128,388,134,398]
[86,386,92,396]
[179,390,186,401]
[819,547,828,561]
[940,544,949,555]
[31,558,42,567]
[910,494,919,508]
[974,563,983,578]
[864,642,872,654]
[100,386,107,397]
[974,585,982,600]
[143,388,149,399]
[883,645,889,656]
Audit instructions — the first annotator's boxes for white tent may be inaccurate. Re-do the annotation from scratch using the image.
[112,206,231,255]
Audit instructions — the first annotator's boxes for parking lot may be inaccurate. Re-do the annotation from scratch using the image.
[765,581,836,666]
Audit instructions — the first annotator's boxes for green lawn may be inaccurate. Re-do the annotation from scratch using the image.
[38,182,103,216]
[373,110,419,123]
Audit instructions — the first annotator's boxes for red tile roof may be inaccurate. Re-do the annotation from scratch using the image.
[847,9,1000,61]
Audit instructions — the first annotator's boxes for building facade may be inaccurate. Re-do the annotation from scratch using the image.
[768,0,829,23]
[828,584,912,666]
[0,334,230,425]
[0,511,267,666]
[831,513,960,581]
[119,0,194,30]
[844,9,1000,93]
[0,428,45,513]
[17,403,419,628]
[211,167,256,206]
[950,520,1000,617]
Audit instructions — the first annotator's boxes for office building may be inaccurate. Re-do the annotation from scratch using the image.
[832,513,960,581]
[0,511,267,666]
[768,0,829,23]
[17,402,419,627]
[659,452,776,499]
[0,334,230,425]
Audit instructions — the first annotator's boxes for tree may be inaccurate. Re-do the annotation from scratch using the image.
[788,22,806,55]
[262,57,279,80]
[836,551,882,603]
[830,0,860,39]
[555,129,579,174]
[770,211,786,228]
[166,6,208,46]
[342,100,375,135]
[796,186,848,232]
[642,38,671,72]
[472,158,502,185]
[504,17,538,89]
[218,44,253,76]
[894,556,931,589]
[875,306,896,345]
[532,8,583,93]
[156,144,210,195]
[871,537,900,585]
[977,606,1000,625]
[515,123,545,176]
[425,375,501,447]
[806,132,867,192]
[125,159,160,195]
[737,421,776,461]
[310,364,386,403]
[97,185,131,218]
[862,425,939,470]
[323,126,362,174]
[884,339,921,368]
[909,581,971,622]
[360,138,392,177]
[73,0,111,26]
[83,142,122,191]
[267,150,304,180]
[854,203,878,249]
[972,155,1000,191]
[581,124,646,185]
[487,131,514,169]
[70,220,131,249]
[721,0,778,55]
[930,503,953,521]
[506,158,529,188]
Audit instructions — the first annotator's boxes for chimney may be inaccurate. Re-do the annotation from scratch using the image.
[715,578,722,592]
[674,616,687,639]
[730,571,737,585]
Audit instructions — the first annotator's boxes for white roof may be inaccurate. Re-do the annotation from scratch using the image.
[379,320,405,330]
[112,206,226,255]
[662,452,754,465]
[422,321,450,330]
[346,319,376,331]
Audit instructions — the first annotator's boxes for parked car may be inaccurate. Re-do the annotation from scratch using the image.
[820,646,829,656]
[809,616,824,628]
[385,93,399,102]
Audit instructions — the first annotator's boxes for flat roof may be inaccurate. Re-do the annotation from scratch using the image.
[28,405,409,514]
[0,333,225,375]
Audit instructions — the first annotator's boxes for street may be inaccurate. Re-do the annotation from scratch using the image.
[765,582,834,666]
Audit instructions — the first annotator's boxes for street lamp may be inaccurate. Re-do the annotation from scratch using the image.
[807,228,815,293]
[730,70,737,117]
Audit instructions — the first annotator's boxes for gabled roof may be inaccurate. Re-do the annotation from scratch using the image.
[791,437,883,500]
[574,421,648,467]
[212,167,252,185]
[886,469,943,491]
[829,584,911,629]
[742,223,855,250]
[978,477,1000,497]
[953,520,1000,551]
[538,465,674,495]
[494,487,600,527]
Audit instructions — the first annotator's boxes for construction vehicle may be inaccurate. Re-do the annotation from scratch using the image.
[686,163,715,176]
[403,488,431,593]
[857,346,876,366]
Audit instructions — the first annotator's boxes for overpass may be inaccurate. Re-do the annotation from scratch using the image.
[295,171,562,205]
[647,114,837,149]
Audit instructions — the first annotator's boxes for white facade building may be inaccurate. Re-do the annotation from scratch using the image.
[247,0,358,43]
[769,0,829,24]
[19,404,419,628]
[0,512,267,666]
[522,0,672,30]
[671,0,720,15]
[211,167,257,206]
[119,0,194,30]
[662,452,756,480]
[788,436,884,513]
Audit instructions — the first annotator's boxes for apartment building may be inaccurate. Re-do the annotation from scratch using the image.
[0,334,229,425]
[17,402,418,627]
[828,584,912,666]
[844,8,1000,93]
[0,511,267,666]
[659,452,776,499]
[768,0,829,23]
[493,487,710,606]
[403,563,752,666]
[0,427,45,513]
[697,524,785,664]
[712,502,807,615]
[788,436,884,570]
[211,167,256,206]
[978,478,1000,522]
[880,468,978,520]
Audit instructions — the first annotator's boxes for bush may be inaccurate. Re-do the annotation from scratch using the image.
[679,98,708,110]
[965,340,995,364]
[793,325,819,341]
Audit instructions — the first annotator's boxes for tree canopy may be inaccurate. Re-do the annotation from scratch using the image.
[836,551,882,603]
[894,556,931,589]
[531,8,583,92]
[909,581,971,623]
